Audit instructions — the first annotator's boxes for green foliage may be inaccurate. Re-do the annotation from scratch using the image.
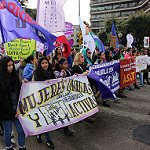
[97,30,108,46]
[97,10,150,49]
[18,0,37,21]
[18,0,28,9]
[25,8,37,20]
[123,10,150,49]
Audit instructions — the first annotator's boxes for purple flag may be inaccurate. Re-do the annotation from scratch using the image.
[0,0,57,55]
[88,60,120,99]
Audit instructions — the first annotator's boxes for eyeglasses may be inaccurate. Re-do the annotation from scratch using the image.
[87,52,91,54]
[81,56,84,58]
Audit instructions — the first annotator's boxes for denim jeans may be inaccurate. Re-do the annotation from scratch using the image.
[1,105,25,148]
[44,132,51,141]
[139,72,144,85]
[134,72,143,86]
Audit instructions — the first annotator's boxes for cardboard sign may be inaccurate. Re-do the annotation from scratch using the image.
[110,36,117,49]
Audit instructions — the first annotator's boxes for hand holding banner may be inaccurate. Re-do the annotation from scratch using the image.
[88,60,120,99]
[120,58,136,89]
[18,75,99,135]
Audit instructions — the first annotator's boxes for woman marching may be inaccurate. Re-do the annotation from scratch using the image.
[0,56,27,150]
[54,57,74,136]
[33,56,55,149]
[72,53,96,121]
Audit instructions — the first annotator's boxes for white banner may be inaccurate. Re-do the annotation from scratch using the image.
[18,75,99,135]
[148,57,150,66]
[136,55,148,72]
[37,0,66,33]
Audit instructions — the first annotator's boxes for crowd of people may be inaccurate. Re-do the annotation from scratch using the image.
[0,44,150,150]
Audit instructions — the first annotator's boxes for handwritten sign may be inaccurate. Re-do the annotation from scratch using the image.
[5,39,35,60]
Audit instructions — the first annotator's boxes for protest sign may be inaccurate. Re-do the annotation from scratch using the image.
[144,37,149,48]
[110,36,117,49]
[18,75,99,135]
[5,39,35,60]
[36,41,47,52]
[64,22,74,38]
[136,55,148,72]
[0,0,57,55]
[148,57,150,66]
[120,58,136,89]
[88,60,120,99]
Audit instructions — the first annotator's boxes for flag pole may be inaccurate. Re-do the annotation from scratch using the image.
[33,40,36,70]
[79,0,82,49]
[79,0,80,16]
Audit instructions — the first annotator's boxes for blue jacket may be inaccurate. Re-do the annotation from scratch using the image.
[23,63,34,81]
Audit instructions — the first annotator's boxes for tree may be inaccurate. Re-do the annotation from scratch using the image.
[97,30,108,46]
[25,8,37,20]
[97,16,118,46]
[97,10,150,49]
[123,10,150,49]
[18,0,37,20]
[18,0,28,9]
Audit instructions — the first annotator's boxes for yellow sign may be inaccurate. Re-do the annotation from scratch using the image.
[78,31,83,39]
[5,39,35,60]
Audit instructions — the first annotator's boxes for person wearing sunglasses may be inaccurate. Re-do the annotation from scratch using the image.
[72,53,95,121]
[81,48,93,69]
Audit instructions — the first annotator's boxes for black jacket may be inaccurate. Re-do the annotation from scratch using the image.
[72,64,86,75]
[0,90,16,121]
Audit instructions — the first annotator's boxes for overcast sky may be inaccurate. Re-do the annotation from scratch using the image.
[27,0,90,25]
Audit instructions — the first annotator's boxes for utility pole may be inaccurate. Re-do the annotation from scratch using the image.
[79,0,80,16]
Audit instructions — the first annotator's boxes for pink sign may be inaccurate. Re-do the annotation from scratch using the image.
[64,22,74,37]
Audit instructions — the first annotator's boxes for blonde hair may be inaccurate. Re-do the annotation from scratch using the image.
[72,53,83,66]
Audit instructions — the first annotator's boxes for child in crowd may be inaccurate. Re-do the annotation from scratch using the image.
[54,57,74,136]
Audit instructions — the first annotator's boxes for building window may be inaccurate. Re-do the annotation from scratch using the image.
[113,4,120,9]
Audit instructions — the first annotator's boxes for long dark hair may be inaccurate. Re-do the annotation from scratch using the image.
[53,47,62,59]
[54,57,67,71]
[26,55,34,63]
[0,56,19,93]
[105,51,112,62]
[34,56,55,81]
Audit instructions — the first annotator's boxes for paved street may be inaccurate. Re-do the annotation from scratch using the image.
[1,83,150,150]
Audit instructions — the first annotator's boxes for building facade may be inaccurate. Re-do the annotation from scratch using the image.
[90,0,150,33]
